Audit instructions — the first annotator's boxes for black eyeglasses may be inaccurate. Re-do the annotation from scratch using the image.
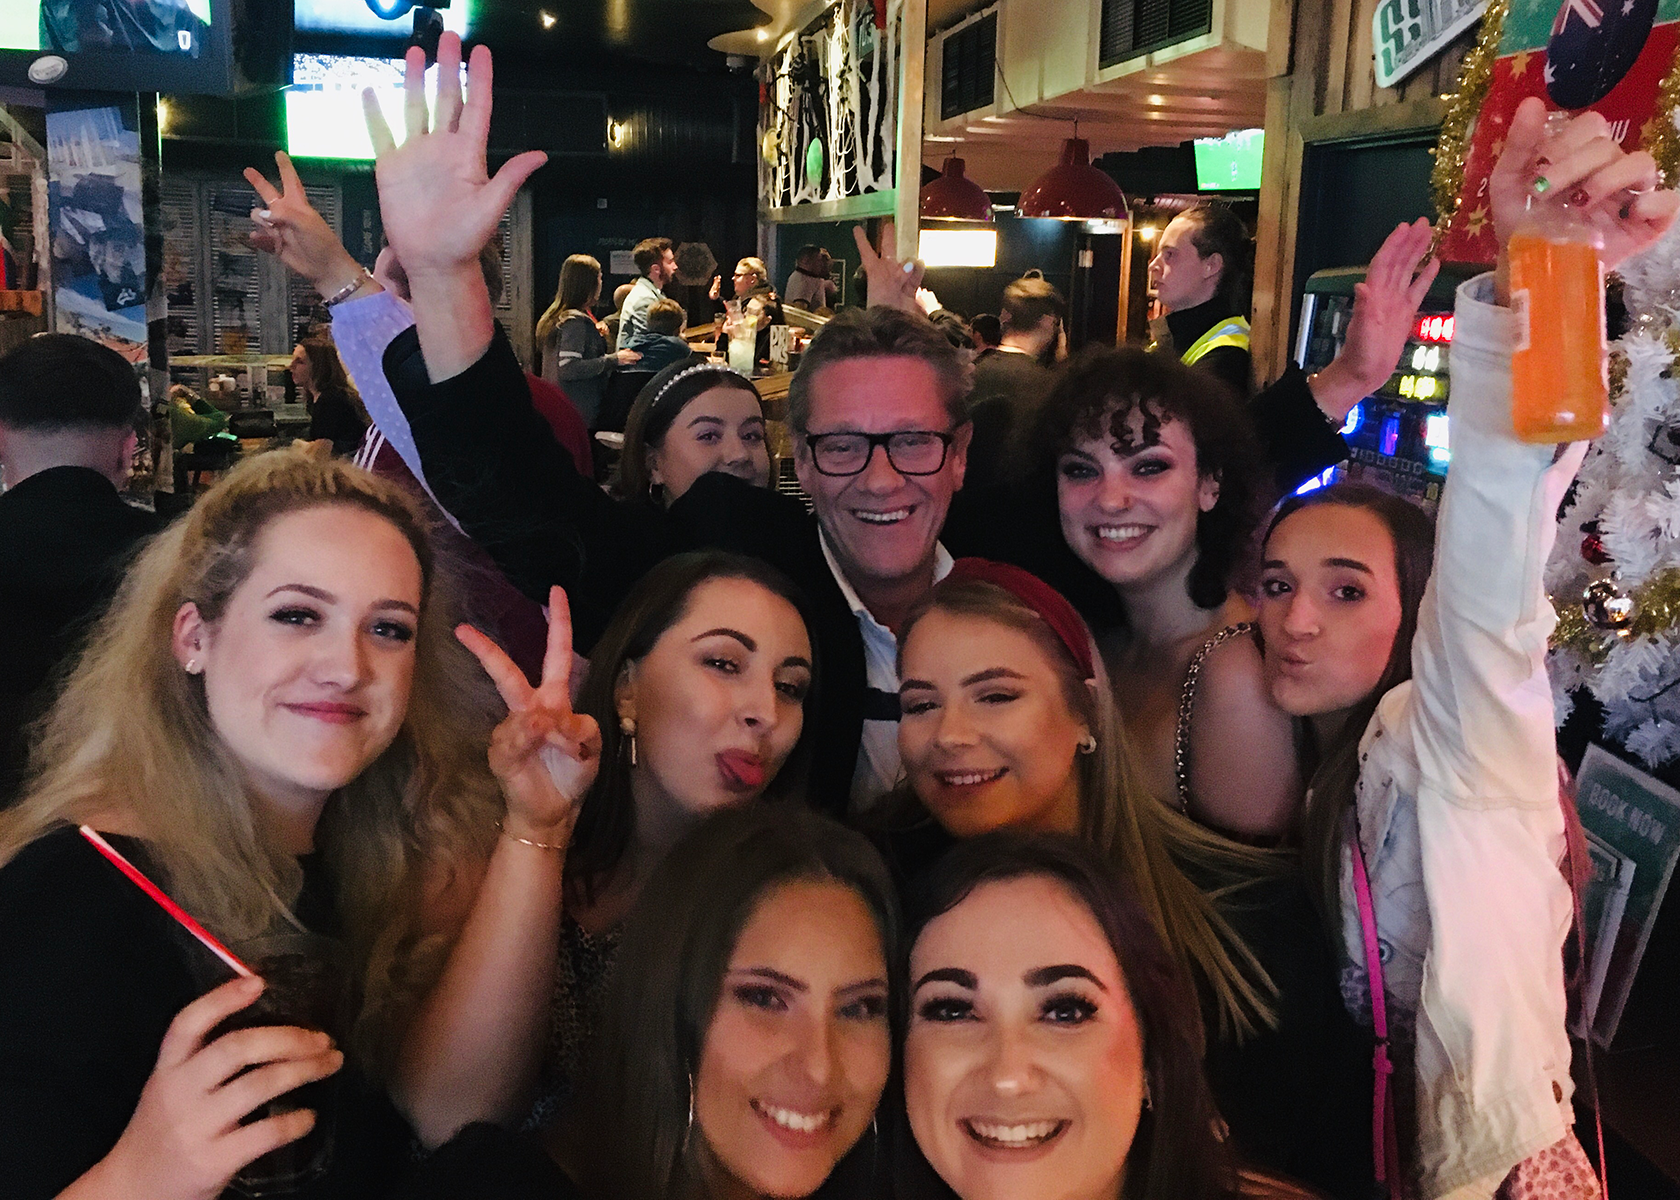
[803,430,955,477]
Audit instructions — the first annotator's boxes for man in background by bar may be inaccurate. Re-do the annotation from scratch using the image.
[0,334,158,805]
[615,236,675,352]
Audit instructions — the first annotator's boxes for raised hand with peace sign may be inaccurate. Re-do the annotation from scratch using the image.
[456,586,600,846]
[243,152,375,304]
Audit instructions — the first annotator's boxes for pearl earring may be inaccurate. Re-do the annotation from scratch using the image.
[185,659,199,675]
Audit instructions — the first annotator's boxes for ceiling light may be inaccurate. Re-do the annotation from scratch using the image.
[1147,94,1164,105]
[1019,137,1128,220]
[540,10,556,28]
[1137,224,1159,240]
[756,27,769,42]
[920,156,992,221]
[608,120,627,148]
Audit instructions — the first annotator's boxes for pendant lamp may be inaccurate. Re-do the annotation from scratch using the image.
[920,156,993,221]
[1019,136,1127,220]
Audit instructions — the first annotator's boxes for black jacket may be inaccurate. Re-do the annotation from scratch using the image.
[0,467,159,805]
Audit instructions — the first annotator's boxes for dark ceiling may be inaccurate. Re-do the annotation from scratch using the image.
[305,0,769,73]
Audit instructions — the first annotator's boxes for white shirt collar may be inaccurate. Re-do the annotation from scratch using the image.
[818,530,954,630]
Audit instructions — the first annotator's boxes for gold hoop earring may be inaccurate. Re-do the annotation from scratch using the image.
[684,1071,696,1151]
[620,715,638,767]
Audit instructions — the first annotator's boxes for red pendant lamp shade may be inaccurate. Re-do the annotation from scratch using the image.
[1019,137,1127,219]
[920,156,993,221]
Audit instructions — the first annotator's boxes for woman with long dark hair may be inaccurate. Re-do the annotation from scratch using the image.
[1251,101,1677,1197]
[894,832,1310,1200]
[292,337,367,457]
[536,254,642,428]
[407,804,898,1200]
[399,550,822,1142]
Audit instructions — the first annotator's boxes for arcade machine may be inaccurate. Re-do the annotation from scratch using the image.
[1293,264,1480,512]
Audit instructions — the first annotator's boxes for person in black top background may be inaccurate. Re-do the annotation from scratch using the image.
[0,333,158,806]
[963,275,1063,491]
[293,338,368,458]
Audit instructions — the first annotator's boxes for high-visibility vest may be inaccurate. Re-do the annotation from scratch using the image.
[1179,316,1250,366]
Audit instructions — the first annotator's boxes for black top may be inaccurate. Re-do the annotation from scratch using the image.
[965,348,1054,492]
[308,387,368,458]
[0,467,159,805]
[0,827,407,1199]
[1166,297,1255,396]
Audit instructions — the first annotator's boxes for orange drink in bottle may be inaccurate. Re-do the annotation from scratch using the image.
[1508,225,1607,443]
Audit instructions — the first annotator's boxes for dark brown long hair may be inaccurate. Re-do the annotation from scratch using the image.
[1022,345,1266,612]
[565,550,821,902]
[892,832,1242,1200]
[1259,482,1436,925]
[566,805,901,1200]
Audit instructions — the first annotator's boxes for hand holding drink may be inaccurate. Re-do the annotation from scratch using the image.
[80,976,343,1200]
[1489,99,1680,442]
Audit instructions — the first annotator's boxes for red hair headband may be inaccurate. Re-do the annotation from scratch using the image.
[943,558,1097,681]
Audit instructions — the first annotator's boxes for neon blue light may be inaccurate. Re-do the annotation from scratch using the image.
[1293,466,1338,496]
[1340,402,1363,437]
[1380,415,1400,457]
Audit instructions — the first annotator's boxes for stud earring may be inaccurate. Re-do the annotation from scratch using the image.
[185,659,199,675]
[1077,733,1097,755]
[620,716,638,767]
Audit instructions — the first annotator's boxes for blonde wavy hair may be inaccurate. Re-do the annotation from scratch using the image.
[0,449,504,1075]
[897,577,1280,1041]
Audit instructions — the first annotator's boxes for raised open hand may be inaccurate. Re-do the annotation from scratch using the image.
[243,152,367,298]
[363,33,546,285]
[852,222,925,312]
[1491,97,1679,275]
[457,587,600,847]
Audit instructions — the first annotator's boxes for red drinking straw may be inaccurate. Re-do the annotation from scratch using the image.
[78,825,255,979]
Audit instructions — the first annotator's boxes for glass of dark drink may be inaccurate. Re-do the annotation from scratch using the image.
[205,933,349,1196]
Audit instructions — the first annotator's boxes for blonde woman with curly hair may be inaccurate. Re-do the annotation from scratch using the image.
[0,448,582,1198]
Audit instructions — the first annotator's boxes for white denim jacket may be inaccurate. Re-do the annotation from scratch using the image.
[1338,274,1585,1200]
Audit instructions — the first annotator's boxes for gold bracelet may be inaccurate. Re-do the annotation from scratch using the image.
[495,819,568,852]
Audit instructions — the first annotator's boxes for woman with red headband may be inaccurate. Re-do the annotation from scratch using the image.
[886,558,1369,1196]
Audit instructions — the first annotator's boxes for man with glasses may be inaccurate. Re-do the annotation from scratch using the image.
[356,40,968,813]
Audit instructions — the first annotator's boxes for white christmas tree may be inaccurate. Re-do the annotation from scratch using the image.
[1547,216,1680,768]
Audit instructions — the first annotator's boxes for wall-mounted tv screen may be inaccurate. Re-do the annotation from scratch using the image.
[294,0,475,38]
[0,1,285,95]
[287,53,465,161]
[1193,128,1264,192]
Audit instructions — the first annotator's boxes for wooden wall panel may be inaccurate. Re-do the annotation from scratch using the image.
[1251,0,1478,377]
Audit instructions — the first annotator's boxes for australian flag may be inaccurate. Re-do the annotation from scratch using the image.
[1546,0,1658,108]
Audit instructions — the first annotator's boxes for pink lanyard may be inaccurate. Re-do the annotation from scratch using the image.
[1349,811,1403,1194]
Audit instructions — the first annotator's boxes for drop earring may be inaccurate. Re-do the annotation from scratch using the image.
[620,715,638,767]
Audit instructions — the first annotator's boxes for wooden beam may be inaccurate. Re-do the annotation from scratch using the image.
[895,0,928,263]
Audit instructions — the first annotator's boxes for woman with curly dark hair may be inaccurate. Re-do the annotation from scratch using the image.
[1013,347,1303,842]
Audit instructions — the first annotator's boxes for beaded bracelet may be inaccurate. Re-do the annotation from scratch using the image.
[495,819,567,852]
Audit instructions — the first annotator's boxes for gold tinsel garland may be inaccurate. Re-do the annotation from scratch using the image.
[1647,46,1680,188]
[1553,569,1680,663]
[1430,0,1511,235]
